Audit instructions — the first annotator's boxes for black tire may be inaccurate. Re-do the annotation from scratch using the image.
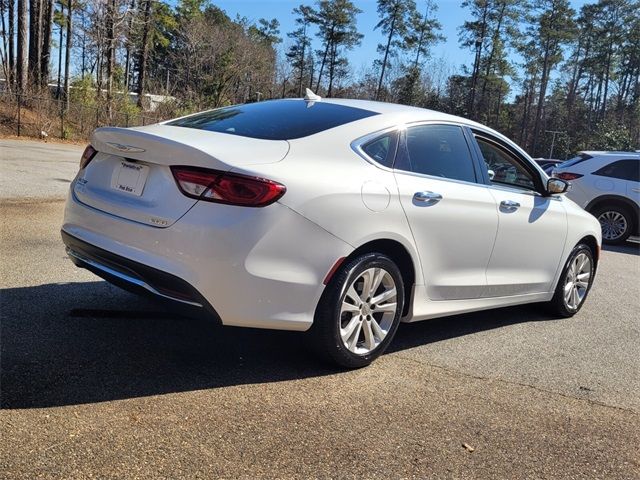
[547,243,596,317]
[310,252,404,368]
[591,204,634,245]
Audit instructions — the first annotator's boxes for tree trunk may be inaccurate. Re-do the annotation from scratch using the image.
[531,39,552,154]
[40,0,54,87]
[106,0,116,119]
[468,2,489,117]
[80,9,86,76]
[327,41,336,97]
[56,21,62,96]
[64,0,72,109]
[315,40,330,92]
[124,0,136,91]
[600,38,614,119]
[297,21,307,96]
[136,0,152,108]
[16,0,27,92]
[2,0,16,88]
[412,2,431,70]
[478,2,506,116]
[28,0,43,87]
[0,2,11,85]
[376,9,397,101]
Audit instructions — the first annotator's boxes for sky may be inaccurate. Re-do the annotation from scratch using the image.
[212,0,591,85]
[215,0,477,76]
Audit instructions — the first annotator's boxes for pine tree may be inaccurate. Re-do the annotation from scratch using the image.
[374,0,417,100]
[286,4,315,96]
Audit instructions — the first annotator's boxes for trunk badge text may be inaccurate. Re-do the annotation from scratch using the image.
[106,142,146,153]
[150,217,169,226]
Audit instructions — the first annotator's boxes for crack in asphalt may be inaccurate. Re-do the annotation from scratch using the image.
[394,352,638,415]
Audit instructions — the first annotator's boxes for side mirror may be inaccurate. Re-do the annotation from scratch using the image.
[487,169,495,180]
[547,178,570,195]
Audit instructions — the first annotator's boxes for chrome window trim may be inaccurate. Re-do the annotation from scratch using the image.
[351,125,403,172]
[351,119,555,195]
[391,167,493,189]
[352,120,487,185]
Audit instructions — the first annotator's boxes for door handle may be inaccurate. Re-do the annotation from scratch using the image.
[413,191,442,205]
[632,188,640,193]
[500,200,520,212]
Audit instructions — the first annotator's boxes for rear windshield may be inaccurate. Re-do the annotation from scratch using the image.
[558,153,593,168]
[166,100,378,140]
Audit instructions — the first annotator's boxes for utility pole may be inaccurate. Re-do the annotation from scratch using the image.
[545,130,564,159]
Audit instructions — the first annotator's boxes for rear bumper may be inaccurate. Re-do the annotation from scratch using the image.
[62,186,353,331]
[62,230,219,318]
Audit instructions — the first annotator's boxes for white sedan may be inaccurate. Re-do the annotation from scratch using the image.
[62,95,601,367]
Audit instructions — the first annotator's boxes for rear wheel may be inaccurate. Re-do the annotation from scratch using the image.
[547,243,595,317]
[592,204,634,245]
[311,253,404,368]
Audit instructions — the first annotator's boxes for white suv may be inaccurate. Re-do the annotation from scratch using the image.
[553,151,639,244]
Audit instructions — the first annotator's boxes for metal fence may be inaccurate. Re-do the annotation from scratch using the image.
[0,90,173,142]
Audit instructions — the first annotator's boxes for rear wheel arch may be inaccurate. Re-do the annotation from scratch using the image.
[586,195,638,223]
[586,195,638,242]
[347,239,416,316]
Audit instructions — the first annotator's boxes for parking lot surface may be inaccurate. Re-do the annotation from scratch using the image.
[1,139,639,478]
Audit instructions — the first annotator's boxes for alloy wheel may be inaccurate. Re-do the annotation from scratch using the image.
[563,252,591,311]
[597,211,627,241]
[339,267,398,355]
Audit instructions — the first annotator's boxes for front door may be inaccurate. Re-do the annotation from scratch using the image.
[472,133,568,297]
[394,124,499,300]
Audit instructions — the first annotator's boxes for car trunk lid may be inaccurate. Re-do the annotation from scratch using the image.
[73,125,289,227]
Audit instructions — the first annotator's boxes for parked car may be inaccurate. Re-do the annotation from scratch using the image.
[534,158,563,175]
[62,95,601,368]
[552,151,640,244]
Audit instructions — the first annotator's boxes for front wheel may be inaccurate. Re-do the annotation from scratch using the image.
[546,243,596,317]
[311,253,404,368]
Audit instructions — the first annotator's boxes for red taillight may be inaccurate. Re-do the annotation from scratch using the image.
[80,145,97,170]
[170,166,286,207]
[555,172,583,181]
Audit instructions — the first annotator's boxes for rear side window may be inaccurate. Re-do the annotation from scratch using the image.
[361,132,399,168]
[593,160,639,182]
[166,100,378,140]
[396,125,477,183]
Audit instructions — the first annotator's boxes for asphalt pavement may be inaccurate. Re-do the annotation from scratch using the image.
[1,139,639,479]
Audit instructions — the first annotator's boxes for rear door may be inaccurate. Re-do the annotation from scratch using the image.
[471,132,568,296]
[591,159,640,206]
[74,125,289,227]
[394,123,498,300]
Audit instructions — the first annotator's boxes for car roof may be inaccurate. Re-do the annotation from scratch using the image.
[580,150,640,158]
[300,97,539,163]
[319,98,484,127]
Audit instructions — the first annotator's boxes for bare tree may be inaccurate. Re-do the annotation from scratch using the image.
[40,0,54,86]
[63,0,72,107]
[136,0,151,106]
[16,0,27,91]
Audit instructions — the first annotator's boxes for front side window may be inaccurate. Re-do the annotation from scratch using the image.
[476,137,536,190]
[396,124,477,183]
[593,160,639,182]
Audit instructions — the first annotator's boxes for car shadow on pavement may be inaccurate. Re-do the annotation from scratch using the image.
[602,242,639,256]
[1,281,558,409]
